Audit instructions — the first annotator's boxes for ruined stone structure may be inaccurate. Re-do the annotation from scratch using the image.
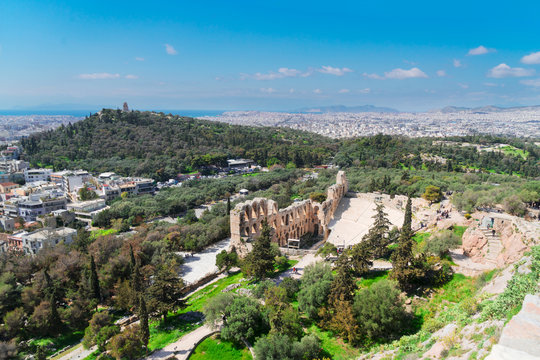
[230,171,348,257]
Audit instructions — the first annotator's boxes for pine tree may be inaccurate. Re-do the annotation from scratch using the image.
[243,220,275,280]
[139,295,149,352]
[363,203,391,259]
[324,255,359,344]
[90,255,101,302]
[328,255,356,305]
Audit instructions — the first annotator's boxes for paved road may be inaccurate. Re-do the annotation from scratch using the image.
[54,343,96,360]
[146,325,219,360]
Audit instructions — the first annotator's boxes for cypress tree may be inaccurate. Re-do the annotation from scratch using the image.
[90,255,101,302]
[44,269,61,332]
[390,197,421,291]
[132,261,143,293]
[129,244,136,270]
[402,197,412,239]
[227,197,231,215]
[139,295,150,352]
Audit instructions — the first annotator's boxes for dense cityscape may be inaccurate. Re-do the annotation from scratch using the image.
[202,107,540,138]
[0,115,82,143]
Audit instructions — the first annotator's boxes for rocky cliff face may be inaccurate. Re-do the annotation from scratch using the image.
[462,213,539,267]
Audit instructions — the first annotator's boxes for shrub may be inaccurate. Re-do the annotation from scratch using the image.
[279,277,300,300]
[108,324,144,359]
[254,334,322,360]
[425,230,461,257]
[481,246,539,320]
[353,280,408,343]
[297,262,333,319]
[309,192,327,203]
[252,279,276,299]
[503,195,527,216]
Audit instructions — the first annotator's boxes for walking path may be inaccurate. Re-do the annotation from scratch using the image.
[53,343,96,360]
[146,325,219,360]
[177,238,231,284]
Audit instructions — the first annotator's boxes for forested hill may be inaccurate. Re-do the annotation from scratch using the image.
[21,109,337,180]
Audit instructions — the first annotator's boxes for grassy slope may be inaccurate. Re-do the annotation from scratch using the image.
[190,335,252,360]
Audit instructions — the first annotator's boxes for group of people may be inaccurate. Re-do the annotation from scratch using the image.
[436,209,451,221]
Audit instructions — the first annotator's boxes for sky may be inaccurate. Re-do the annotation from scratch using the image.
[1,0,540,112]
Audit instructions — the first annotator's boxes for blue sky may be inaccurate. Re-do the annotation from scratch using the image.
[1,0,540,111]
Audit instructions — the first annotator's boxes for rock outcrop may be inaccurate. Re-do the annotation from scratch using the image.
[462,213,540,267]
[486,294,540,359]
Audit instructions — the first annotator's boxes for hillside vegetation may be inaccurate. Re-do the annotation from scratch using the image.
[22,110,540,180]
[22,109,336,180]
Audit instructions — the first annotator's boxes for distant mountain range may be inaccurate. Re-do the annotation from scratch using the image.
[294,104,540,114]
[295,105,399,113]
[435,105,540,113]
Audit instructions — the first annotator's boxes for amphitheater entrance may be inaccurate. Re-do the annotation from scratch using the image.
[287,238,300,249]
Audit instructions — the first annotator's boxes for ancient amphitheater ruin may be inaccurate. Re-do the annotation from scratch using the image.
[230,171,348,256]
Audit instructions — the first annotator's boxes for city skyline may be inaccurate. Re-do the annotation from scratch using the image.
[1,1,540,111]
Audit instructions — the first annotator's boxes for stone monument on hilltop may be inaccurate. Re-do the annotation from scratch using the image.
[123,102,130,112]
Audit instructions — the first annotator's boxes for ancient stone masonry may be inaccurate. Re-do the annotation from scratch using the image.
[230,171,348,257]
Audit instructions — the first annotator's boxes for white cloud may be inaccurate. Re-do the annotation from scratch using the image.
[484,82,498,87]
[362,72,384,80]
[468,45,495,56]
[436,70,447,77]
[458,83,469,89]
[384,67,428,79]
[363,67,427,80]
[318,66,353,76]
[359,88,371,94]
[521,51,540,64]
[164,44,178,55]
[125,74,139,79]
[487,63,535,78]
[241,67,311,80]
[453,59,462,68]
[521,78,540,87]
[260,87,276,93]
[78,73,120,80]
[278,67,301,77]
[289,88,295,93]
[338,89,350,93]
[313,88,322,94]
[135,57,145,61]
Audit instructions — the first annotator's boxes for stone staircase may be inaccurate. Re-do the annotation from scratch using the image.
[481,228,503,264]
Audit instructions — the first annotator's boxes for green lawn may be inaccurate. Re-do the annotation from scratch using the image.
[307,324,360,360]
[191,335,253,360]
[357,270,389,288]
[149,259,299,351]
[28,330,84,357]
[501,145,528,160]
[148,272,245,350]
[90,228,118,239]
[413,232,430,244]
[452,225,467,239]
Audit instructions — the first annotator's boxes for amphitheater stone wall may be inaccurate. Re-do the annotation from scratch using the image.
[230,171,348,257]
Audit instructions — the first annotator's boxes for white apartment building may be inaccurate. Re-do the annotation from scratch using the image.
[24,168,52,183]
